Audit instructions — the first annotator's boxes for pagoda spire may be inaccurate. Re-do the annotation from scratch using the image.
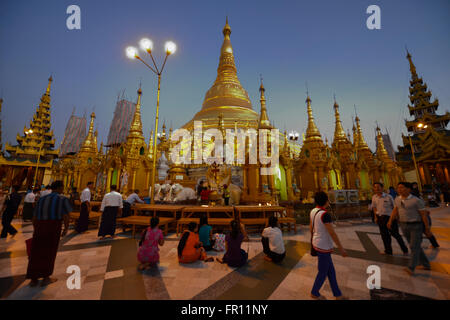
[201,17,252,110]
[305,94,321,142]
[258,77,271,129]
[46,75,53,95]
[354,108,369,150]
[333,99,348,144]
[79,112,97,153]
[376,126,389,159]
[127,87,144,141]
[406,49,418,81]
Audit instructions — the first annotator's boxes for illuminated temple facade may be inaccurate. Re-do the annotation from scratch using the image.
[1,20,407,201]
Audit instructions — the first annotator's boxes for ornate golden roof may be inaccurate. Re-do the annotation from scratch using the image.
[184,18,258,129]
[305,95,322,142]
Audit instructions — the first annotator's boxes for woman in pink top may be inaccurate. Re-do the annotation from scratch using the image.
[137,217,164,270]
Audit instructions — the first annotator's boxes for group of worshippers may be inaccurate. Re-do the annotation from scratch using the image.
[74,182,144,239]
[136,214,287,271]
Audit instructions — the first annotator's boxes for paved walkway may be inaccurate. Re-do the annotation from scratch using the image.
[0,206,449,300]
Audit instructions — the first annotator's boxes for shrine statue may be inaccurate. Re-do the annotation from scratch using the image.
[206,162,241,204]
[168,183,197,202]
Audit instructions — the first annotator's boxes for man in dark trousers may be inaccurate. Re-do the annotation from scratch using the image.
[26,180,71,287]
[371,182,408,255]
[1,185,22,238]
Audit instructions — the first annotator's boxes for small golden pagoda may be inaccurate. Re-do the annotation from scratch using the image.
[294,94,328,199]
[0,76,59,188]
[330,99,358,189]
[375,126,403,187]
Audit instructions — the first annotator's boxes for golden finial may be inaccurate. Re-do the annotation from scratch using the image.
[258,75,271,129]
[376,125,389,159]
[46,75,53,95]
[354,108,369,150]
[223,16,231,37]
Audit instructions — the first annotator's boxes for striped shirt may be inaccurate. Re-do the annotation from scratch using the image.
[34,192,72,221]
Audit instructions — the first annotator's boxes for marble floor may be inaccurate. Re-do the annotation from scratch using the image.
[0,206,449,300]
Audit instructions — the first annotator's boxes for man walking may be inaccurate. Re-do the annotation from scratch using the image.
[26,180,71,287]
[388,182,431,276]
[1,186,22,238]
[75,182,93,233]
[371,182,408,255]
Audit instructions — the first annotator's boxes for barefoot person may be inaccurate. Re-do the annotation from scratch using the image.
[137,217,164,270]
[262,216,286,263]
[310,191,348,300]
[178,222,213,263]
[98,185,123,240]
[388,182,431,275]
[26,180,71,287]
[1,186,22,238]
[75,182,93,234]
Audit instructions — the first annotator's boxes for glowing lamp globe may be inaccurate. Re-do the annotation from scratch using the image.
[126,46,138,59]
[140,38,153,52]
[165,41,177,55]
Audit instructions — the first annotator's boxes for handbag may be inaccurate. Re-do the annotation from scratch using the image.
[310,210,323,257]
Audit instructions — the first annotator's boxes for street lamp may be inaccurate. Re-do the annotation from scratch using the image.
[288,131,299,141]
[125,38,176,204]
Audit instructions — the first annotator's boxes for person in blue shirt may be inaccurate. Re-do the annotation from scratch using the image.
[198,216,214,251]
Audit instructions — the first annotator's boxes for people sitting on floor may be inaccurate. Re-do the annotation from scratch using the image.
[212,227,226,252]
[262,216,286,263]
[137,217,164,270]
[216,220,248,267]
[198,216,215,251]
[178,222,214,263]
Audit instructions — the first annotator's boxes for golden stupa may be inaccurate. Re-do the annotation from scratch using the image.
[182,18,259,130]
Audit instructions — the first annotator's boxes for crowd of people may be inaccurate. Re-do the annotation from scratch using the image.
[0,178,445,298]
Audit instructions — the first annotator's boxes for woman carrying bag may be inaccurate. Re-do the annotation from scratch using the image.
[309,191,348,300]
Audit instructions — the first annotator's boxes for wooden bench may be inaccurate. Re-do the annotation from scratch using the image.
[277,208,297,233]
[69,211,102,228]
[118,216,175,237]
[177,206,235,236]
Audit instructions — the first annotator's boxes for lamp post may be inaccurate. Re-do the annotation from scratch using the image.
[408,121,427,193]
[126,39,176,204]
[25,129,44,188]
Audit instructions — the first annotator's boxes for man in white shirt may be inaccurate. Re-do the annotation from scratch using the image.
[76,182,94,233]
[371,182,408,255]
[261,216,286,263]
[98,185,123,239]
[40,185,52,197]
[22,189,39,221]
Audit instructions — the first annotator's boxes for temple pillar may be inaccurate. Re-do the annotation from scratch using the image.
[131,169,137,190]
[444,165,449,183]
[76,171,82,190]
[313,169,318,189]
[145,170,150,191]
[345,171,350,189]
[243,166,248,195]
[106,168,113,193]
[285,165,294,200]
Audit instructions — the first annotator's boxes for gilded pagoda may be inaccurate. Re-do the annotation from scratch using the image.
[0,76,59,188]
[396,51,450,185]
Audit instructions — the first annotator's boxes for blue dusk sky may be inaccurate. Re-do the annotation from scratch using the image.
[0,0,449,152]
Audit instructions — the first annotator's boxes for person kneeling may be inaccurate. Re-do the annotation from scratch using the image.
[262,216,286,263]
[137,217,164,271]
[178,222,213,263]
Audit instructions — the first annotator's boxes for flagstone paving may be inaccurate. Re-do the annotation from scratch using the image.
[0,206,449,300]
